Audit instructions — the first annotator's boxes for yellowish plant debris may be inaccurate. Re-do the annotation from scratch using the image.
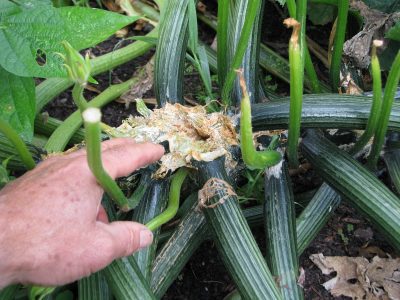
[111,103,238,178]
[198,178,237,209]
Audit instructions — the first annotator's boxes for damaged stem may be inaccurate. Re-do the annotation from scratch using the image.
[350,40,383,156]
[238,70,281,170]
[284,18,303,168]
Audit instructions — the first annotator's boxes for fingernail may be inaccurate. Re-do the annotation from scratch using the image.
[139,229,153,249]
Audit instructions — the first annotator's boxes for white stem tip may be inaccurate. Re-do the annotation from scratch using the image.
[82,107,102,123]
[373,40,383,48]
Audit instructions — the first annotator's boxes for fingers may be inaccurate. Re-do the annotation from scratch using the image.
[76,221,152,279]
[101,140,164,179]
[64,138,136,160]
[66,138,164,179]
[101,221,153,257]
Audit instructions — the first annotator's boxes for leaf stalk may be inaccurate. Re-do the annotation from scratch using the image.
[285,18,303,168]
[0,120,36,170]
[368,50,400,168]
[83,108,129,211]
[146,168,188,231]
[238,70,281,169]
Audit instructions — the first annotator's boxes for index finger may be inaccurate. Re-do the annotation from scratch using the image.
[101,139,165,179]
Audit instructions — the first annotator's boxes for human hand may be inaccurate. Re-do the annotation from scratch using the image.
[0,138,164,288]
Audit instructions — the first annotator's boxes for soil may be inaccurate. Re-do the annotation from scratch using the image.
[41,1,398,299]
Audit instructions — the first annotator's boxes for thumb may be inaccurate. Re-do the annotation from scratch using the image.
[86,221,153,272]
[100,221,153,258]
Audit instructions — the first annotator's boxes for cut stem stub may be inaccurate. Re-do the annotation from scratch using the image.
[284,18,303,168]
[238,69,282,170]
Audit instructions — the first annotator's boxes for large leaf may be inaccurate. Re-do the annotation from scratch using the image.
[386,21,400,42]
[363,0,400,13]
[0,66,35,141]
[0,2,137,78]
[0,1,21,17]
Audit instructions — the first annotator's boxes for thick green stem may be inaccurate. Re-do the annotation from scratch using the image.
[133,178,169,280]
[221,0,260,105]
[350,41,383,155]
[146,168,188,231]
[78,272,110,300]
[368,51,400,168]
[286,0,296,16]
[217,0,229,89]
[131,1,160,22]
[239,72,281,169]
[264,162,304,300]
[83,108,129,211]
[296,0,307,63]
[154,0,189,106]
[285,18,303,168]
[329,0,349,91]
[0,120,36,170]
[0,285,19,300]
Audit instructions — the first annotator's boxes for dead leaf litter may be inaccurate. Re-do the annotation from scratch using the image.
[311,253,400,299]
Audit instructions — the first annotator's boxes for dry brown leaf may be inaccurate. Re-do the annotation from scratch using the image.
[343,0,400,69]
[354,227,374,241]
[298,267,306,288]
[102,0,122,12]
[115,27,129,38]
[84,84,101,94]
[117,57,155,108]
[311,253,400,299]
[133,19,147,31]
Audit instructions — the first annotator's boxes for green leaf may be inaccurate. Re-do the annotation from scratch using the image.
[20,0,53,8]
[0,66,35,141]
[386,21,400,42]
[0,1,21,17]
[308,3,335,25]
[362,0,400,13]
[0,0,52,17]
[0,3,138,78]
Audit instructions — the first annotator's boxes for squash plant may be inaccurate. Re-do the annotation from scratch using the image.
[1,0,400,299]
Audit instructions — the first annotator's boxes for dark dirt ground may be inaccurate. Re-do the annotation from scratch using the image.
[41,1,398,299]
